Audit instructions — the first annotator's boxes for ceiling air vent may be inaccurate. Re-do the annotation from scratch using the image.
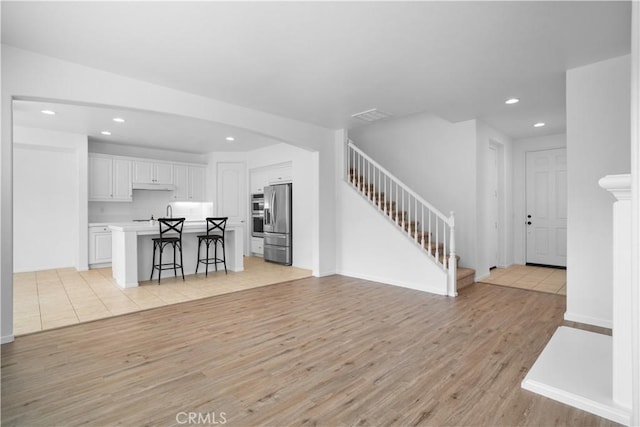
[351,108,393,122]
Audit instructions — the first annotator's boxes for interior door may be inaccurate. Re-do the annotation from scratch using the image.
[216,163,246,245]
[525,148,567,266]
[489,146,499,269]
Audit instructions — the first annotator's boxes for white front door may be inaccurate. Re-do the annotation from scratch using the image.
[525,148,567,266]
[216,162,246,239]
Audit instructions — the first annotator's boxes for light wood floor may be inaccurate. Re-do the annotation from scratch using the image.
[479,264,567,295]
[2,276,616,426]
[13,256,312,335]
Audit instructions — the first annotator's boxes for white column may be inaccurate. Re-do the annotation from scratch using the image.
[599,174,632,410]
[111,229,139,288]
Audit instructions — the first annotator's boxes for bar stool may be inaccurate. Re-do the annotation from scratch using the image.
[150,218,185,283]
[196,217,228,276]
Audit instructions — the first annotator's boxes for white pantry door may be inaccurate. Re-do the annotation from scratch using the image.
[216,162,246,225]
[525,148,567,267]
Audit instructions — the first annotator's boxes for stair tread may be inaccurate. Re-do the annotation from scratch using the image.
[456,267,475,279]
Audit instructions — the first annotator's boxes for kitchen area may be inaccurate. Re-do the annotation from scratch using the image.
[12,101,317,335]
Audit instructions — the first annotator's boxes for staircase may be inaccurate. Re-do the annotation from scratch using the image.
[346,141,475,295]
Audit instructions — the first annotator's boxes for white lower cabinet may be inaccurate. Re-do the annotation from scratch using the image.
[251,237,264,256]
[89,226,112,266]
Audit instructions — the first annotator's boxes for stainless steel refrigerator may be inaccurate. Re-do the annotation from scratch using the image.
[263,183,292,265]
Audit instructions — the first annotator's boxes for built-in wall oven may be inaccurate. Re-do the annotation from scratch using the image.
[251,193,265,237]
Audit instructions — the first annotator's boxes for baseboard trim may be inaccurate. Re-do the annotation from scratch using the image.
[338,270,447,296]
[564,311,613,329]
[475,272,490,282]
[1,334,15,344]
[314,270,336,278]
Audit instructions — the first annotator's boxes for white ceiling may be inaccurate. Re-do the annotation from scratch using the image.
[1,1,632,149]
[12,100,283,153]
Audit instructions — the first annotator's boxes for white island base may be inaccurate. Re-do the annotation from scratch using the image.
[109,222,244,288]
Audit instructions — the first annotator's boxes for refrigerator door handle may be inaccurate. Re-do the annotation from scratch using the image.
[272,190,277,225]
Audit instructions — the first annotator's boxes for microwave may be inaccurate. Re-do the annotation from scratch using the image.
[251,193,264,213]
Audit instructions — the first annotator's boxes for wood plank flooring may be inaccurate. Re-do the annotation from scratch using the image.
[1,276,617,426]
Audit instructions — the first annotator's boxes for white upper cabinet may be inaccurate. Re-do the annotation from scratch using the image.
[173,165,189,200]
[112,159,133,200]
[89,156,113,200]
[132,160,173,184]
[267,163,292,185]
[250,168,269,194]
[89,155,132,202]
[189,166,206,201]
[172,165,206,201]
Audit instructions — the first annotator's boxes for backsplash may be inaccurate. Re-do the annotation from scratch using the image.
[89,190,213,223]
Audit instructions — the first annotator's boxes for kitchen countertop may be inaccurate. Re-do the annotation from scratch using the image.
[108,220,243,233]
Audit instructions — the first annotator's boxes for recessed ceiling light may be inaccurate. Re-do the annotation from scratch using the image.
[505,98,520,105]
[225,136,235,142]
[41,110,56,115]
[113,117,125,123]
[101,131,112,136]
[533,122,546,128]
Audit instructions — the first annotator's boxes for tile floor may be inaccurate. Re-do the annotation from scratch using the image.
[13,256,312,336]
[479,264,567,295]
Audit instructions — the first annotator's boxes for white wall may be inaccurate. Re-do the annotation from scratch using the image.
[337,181,448,294]
[1,45,336,343]
[206,143,318,272]
[348,112,478,271]
[476,121,513,278]
[512,133,567,265]
[13,127,88,272]
[566,54,631,328]
[247,143,317,272]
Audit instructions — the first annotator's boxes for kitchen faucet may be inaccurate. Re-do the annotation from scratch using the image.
[166,204,173,218]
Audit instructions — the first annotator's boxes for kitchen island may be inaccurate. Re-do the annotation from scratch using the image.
[109,221,244,288]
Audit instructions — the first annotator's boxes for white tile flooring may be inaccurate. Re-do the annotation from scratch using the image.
[13,256,312,336]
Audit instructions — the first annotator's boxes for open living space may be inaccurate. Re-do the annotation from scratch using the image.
[2,2,639,426]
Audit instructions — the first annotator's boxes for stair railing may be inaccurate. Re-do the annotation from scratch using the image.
[346,140,458,296]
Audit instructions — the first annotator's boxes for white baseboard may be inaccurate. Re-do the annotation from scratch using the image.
[564,311,613,329]
[338,270,447,296]
[313,270,336,278]
[475,272,490,282]
[1,334,15,344]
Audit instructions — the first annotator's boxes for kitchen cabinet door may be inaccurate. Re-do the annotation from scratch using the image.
[154,163,173,184]
[268,164,292,184]
[132,160,154,183]
[189,166,206,201]
[89,226,112,265]
[217,162,246,224]
[89,156,113,201]
[172,165,189,200]
[250,169,269,194]
[251,237,264,256]
[112,159,132,201]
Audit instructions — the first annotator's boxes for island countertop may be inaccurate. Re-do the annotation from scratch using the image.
[109,221,244,288]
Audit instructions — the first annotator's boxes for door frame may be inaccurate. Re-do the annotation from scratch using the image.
[524,147,568,267]
[512,137,567,265]
[488,140,506,269]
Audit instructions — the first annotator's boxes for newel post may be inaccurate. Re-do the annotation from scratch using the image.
[448,211,458,297]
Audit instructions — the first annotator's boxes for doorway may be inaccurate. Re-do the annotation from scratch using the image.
[525,148,567,267]
[488,145,500,269]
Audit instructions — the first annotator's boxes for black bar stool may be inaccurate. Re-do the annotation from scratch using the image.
[150,218,185,283]
[196,217,228,276]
